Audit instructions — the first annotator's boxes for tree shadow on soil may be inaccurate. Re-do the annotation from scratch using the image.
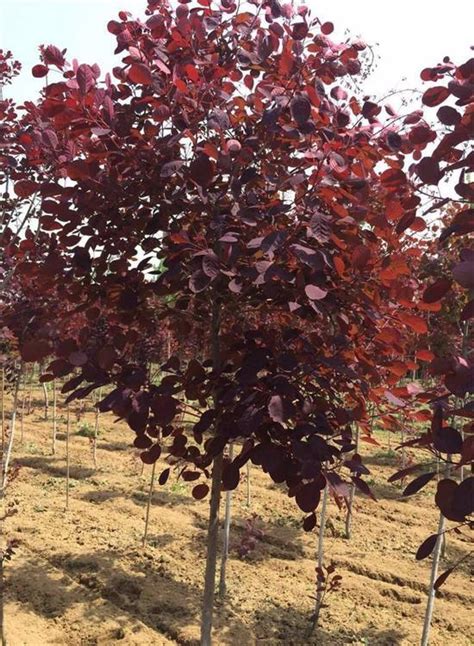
[77,486,196,510]
[9,548,254,645]
[190,513,305,563]
[97,440,131,452]
[256,601,406,645]
[14,455,95,480]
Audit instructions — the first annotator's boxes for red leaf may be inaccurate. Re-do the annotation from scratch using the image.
[437,106,461,126]
[351,244,371,269]
[433,426,463,454]
[417,157,442,185]
[398,313,428,334]
[150,395,178,426]
[192,483,209,500]
[388,463,424,483]
[14,180,38,198]
[305,284,327,300]
[352,476,377,501]
[452,261,474,289]
[416,534,438,560]
[159,468,170,485]
[293,22,308,40]
[416,349,435,361]
[189,155,214,187]
[76,64,95,94]
[128,63,153,85]
[321,21,334,35]
[291,95,311,124]
[434,567,454,590]
[380,168,406,190]
[268,395,284,423]
[296,482,321,513]
[422,86,450,107]
[423,279,452,303]
[222,462,240,491]
[402,472,435,496]
[21,340,50,363]
[184,64,199,82]
[32,64,48,78]
[303,512,317,531]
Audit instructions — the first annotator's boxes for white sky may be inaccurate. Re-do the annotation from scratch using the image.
[1,0,472,105]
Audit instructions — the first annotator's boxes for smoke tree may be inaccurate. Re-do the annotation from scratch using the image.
[1,2,471,645]
[395,55,473,645]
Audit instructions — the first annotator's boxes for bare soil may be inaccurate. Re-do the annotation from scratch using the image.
[3,392,472,645]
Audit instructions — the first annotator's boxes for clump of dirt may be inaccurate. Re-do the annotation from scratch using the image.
[3,391,472,644]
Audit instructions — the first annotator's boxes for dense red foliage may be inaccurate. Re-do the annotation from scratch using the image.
[0,0,472,587]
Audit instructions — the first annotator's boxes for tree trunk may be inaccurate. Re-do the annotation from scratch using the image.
[420,512,445,646]
[0,539,4,646]
[246,461,251,508]
[312,483,329,631]
[20,376,26,445]
[26,364,34,415]
[218,443,234,598]
[92,388,101,468]
[345,423,360,540]
[1,367,21,491]
[201,299,223,646]
[1,367,4,457]
[42,380,49,421]
[201,452,224,646]
[142,461,156,547]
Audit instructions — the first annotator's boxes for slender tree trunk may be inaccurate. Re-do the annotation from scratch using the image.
[218,443,234,598]
[246,461,251,508]
[201,300,223,646]
[0,539,4,646]
[420,512,445,646]
[0,367,7,646]
[142,461,157,547]
[20,376,26,445]
[312,486,329,631]
[201,452,224,646]
[65,404,70,511]
[92,388,101,468]
[0,479,6,646]
[345,424,360,540]
[1,368,5,457]
[1,367,21,491]
[312,483,329,631]
[26,364,34,415]
[42,380,49,421]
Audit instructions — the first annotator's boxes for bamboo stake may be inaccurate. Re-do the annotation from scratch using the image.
[142,461,157,546]
[218,443,234,598]
[65,404,70,510]
[420,512,445,646]
[52,379,57,455]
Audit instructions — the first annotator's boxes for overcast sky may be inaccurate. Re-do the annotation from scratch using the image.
[1,0,472,104]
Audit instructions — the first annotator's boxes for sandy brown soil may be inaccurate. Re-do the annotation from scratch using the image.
[2,391,472,645]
